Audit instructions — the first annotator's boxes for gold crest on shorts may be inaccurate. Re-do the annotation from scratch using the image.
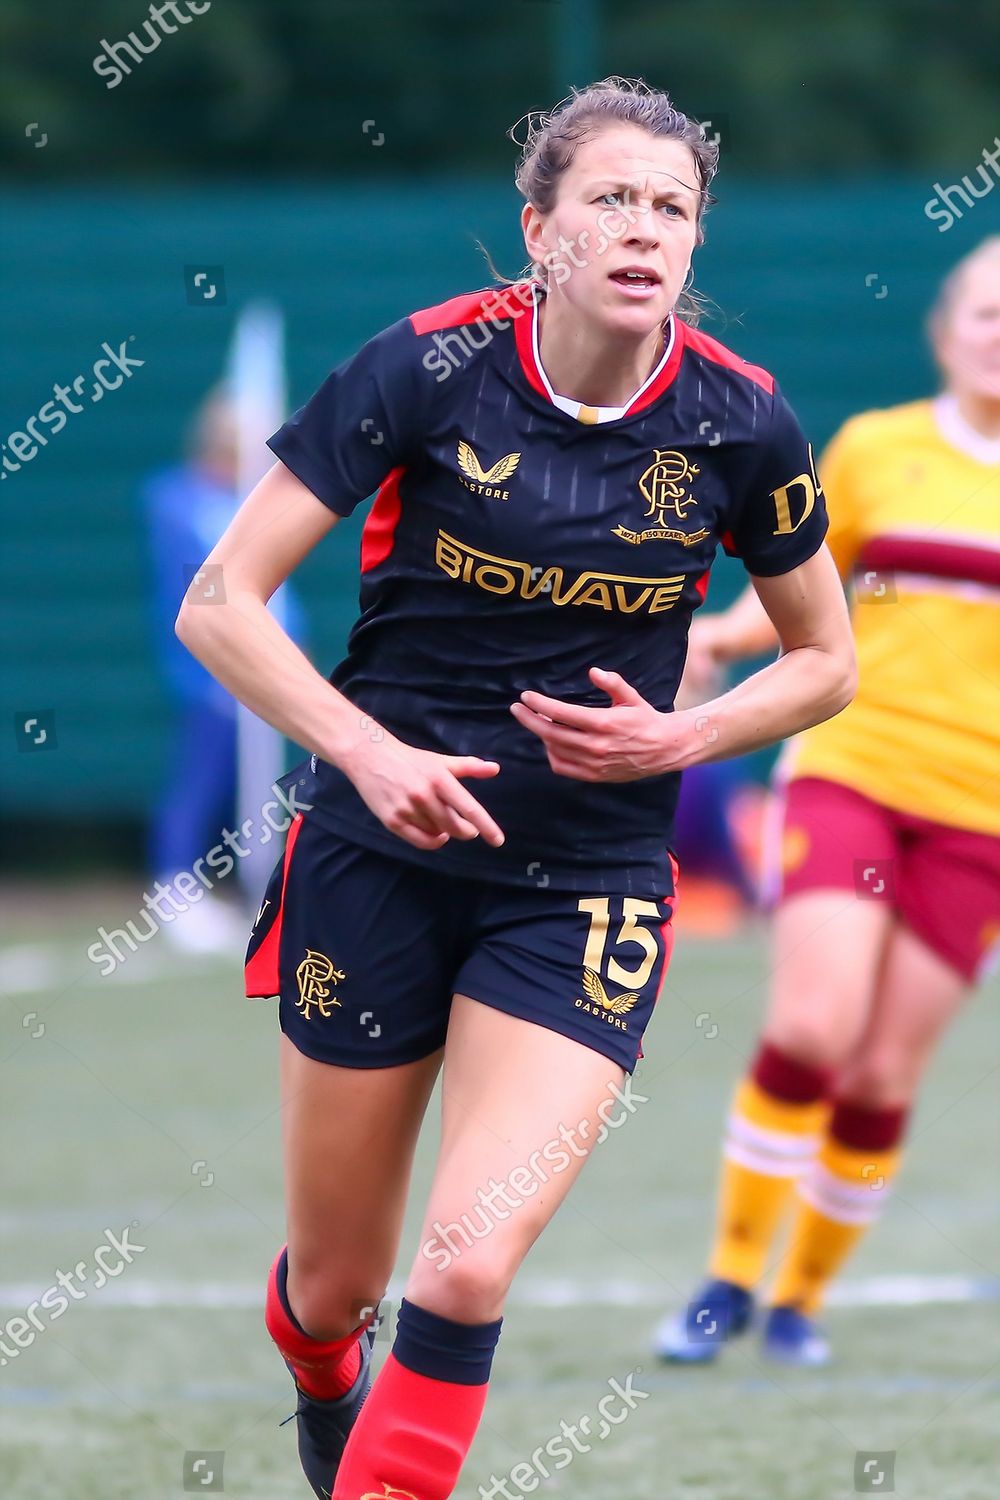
[294,949,345,1020]
[574,966,640,1032]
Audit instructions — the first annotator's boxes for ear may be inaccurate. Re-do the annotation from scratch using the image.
[521,201,548,270]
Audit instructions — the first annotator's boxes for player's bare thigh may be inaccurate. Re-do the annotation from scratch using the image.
[404,995,629,1323]
[280,1034,443,1338]
[762,890,894,1069]
[833,923,969,1105]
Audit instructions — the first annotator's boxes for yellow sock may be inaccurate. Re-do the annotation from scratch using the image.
[770,1138,902,1315]
[707,1077,830,1289]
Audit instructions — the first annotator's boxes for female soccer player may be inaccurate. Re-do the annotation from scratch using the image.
[176,77,854,1500]
[658,235,1000,1368]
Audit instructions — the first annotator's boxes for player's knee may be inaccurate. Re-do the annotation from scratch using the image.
[765,1013,856,1071]
[835,1049,920,1108]
[288,1264,387,1341]
[408,1245,517,1324]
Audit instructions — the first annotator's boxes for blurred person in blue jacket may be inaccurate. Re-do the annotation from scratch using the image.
[143,387,305,950]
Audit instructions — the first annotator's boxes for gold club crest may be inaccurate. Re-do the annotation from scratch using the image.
[360,1488,418,1500]
[456,440,520,499]
[294,949,345,1020]
[613,449,710,547]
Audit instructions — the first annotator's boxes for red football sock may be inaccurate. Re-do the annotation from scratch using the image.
[753,1039,832,1102]
[333,1298,502,1500]
[264,1245,363,1401]
[333,1352,489,1499]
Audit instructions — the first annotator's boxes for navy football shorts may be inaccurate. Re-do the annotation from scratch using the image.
[245,813,677,1073]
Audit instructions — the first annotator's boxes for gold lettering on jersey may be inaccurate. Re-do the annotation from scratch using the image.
[294,949,345,1020]
[456,440,521,501]
[613,449,710,546]
[434,530,685,614]
[771,442,822,534]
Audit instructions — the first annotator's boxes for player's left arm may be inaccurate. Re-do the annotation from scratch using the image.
[512,384,857,781]
[511,545,853,781]
[677,542,856,766]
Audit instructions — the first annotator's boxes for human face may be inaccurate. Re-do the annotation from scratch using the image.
[521,125,701,341]
[935,254,1000,401]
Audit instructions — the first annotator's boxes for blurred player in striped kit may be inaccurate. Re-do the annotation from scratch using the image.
[657,237,1000,1365]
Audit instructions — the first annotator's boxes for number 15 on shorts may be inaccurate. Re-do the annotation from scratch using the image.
[574,896,671,1030]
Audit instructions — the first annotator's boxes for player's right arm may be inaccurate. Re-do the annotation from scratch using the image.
[175,459,362,765]
[175,336,505,852]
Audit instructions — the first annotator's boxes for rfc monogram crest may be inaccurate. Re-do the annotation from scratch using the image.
[613,449,710,547]
[294,949,345,1020]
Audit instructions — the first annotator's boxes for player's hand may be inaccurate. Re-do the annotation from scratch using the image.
[510,667,692,782]
[342,734,505,851]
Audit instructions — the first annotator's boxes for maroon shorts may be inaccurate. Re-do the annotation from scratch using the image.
[770,776,1000,982]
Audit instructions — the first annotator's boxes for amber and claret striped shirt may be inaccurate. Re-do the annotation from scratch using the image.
[782,397,1000,836]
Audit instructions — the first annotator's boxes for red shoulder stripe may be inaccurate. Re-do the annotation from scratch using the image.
[681,323,775,395]
[409,282,534,336]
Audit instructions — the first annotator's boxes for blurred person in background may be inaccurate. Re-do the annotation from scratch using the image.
[670,665,766,935]
[657,236,1000,1366]
[144,387,304,952]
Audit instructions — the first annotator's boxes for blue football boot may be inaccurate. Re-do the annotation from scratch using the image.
[761,1304,831,1366]
[654,1278,755,1363]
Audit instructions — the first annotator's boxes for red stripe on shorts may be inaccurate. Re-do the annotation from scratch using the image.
[244,813,305,998]
[638,851,680,1061]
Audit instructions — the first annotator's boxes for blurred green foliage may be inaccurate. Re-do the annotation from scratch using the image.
[2,0,998,180]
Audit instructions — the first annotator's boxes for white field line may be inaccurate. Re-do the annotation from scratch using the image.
[0,942,220,996]
[0,946,63,995]
[0,1274,996,1312]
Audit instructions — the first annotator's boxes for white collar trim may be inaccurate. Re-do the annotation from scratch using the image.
[530,282,675,424]
[933,394,1000,465]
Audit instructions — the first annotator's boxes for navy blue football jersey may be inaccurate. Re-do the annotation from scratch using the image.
[267,282,828,895]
